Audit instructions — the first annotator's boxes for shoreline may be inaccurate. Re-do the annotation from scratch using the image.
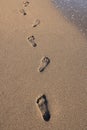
[51,0,87,37]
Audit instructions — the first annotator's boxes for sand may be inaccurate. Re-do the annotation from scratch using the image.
[0,0,87,130]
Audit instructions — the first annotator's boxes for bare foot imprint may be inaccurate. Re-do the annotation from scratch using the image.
[19,9,27,15]
[38,56,50,72]
[36,94,50,121]
[32,19,40,27]
[23,1,30,7]
[28,36,37,47]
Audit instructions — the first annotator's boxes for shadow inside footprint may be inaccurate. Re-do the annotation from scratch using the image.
[28,35,37,47]
[38,56,50,72]
[32,19,40,27]
[23,1,30,7]
[36,94,50,121]
[19,9,27,15]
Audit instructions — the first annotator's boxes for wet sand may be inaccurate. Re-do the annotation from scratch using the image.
[52,0,87,37]
[0,0,87,130]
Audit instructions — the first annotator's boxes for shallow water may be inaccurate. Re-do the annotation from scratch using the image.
[52,0,87,37]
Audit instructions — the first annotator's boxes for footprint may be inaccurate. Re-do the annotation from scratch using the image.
[19,9,27,15]
[36,94,50,121]
[32,19,40,27]
[38,56,50,72]
[28,35,37,47]
[23,1,30,7]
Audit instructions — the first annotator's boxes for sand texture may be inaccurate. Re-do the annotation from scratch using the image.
[0,0,87,130]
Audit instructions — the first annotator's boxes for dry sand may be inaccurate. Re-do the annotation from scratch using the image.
[0,0,87,130]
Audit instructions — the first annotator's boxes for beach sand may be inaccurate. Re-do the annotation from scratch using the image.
[0,0,87,130]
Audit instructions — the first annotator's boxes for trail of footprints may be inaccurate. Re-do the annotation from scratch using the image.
[19,1,51,121]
